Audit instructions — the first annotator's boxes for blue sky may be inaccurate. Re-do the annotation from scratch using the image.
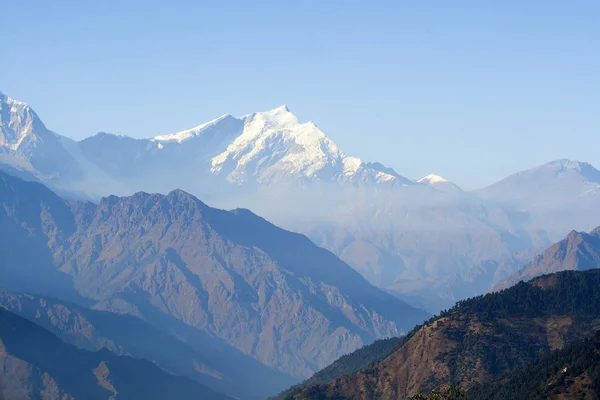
[1,1,599,189]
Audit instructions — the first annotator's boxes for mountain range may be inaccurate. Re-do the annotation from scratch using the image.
[0,170,427,394]
[3,92,600,312]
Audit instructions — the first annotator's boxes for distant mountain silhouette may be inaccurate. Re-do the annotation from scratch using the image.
[494,226,600,291]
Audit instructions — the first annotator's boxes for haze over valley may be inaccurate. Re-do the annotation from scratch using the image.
[3,92,600,313]
[2,2,600,399]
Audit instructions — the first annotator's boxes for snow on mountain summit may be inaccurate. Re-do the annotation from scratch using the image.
[206,105,408,186]
[0,93,412,190]
[417,174,463,193]
[153,114,235,143]
[418,174,449,184]
[0,92,48,150]
[210,105,340,182]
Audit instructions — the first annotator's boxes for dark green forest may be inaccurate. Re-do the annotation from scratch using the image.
[467,330,600,399]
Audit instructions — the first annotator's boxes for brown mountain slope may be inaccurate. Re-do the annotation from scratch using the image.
[494,227,600,291]
[285,269,600,400]
[0,307,231,400]
[0,171,427,380]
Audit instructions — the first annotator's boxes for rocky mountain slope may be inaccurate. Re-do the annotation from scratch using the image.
[0,171,427,380]
[283,269,600,399]
[0,307,230,400]
[494,226,600,291]
[0,290,290,400]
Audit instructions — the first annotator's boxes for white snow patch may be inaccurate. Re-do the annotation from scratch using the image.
[153,114,231,143]
[342,157,363,176]
[418,174,449,184]
[376,171,396,182]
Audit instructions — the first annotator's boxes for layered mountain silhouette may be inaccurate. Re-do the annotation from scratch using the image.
[3,92,600,312]
[281,269,600,399]
[0,307,230,400]
[0,171,427,383]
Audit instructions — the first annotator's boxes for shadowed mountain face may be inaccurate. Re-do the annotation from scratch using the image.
[494,227,600,291]
[0,171,427,381]
[0,290,291,400]
[0,307,231,400]
[283,270,600,400]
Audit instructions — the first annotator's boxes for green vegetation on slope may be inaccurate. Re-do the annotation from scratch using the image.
[284,270,600,400]
[467,330,600,399]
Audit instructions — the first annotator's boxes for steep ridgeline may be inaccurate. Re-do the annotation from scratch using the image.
[284,269,600,400]
[494,226,600,291]
[467,330,600,400]
[0,171,427,381]
[0,290,290,400]
[0,92,567,314]
[0,307,230,400]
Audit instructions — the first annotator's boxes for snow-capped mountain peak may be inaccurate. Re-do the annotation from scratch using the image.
[0,92,48,150]
[418,174,463,193]
[418,174,449,184]
[204,105,411,186]
[210,105,343,183]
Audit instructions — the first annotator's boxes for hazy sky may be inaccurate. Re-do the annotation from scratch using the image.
[1,1,599,189]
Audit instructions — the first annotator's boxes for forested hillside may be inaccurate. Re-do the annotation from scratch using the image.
[285,270,600,399]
